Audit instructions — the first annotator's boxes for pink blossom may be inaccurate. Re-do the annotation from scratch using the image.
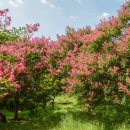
[88,97,92,101]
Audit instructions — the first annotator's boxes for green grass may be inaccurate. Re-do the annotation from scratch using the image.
[1,95,130,130]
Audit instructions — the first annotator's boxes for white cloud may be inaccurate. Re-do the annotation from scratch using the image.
[15,0,23,4]
[8,0,18,7]
[76,0,82,5]
[117,0,125,2]
[98,12,110,20]
[40,0,49,4]
[40,0,57,9]
[50,4,56,8]
[70,15,77,20]
[124,0,130,3]
[117,0,127,4]
[8,0,23,7]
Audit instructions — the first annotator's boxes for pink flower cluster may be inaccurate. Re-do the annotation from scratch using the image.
[24,23,40,33]
[0,9,11,29]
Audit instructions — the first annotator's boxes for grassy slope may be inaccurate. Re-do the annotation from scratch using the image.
[0,95,130,130]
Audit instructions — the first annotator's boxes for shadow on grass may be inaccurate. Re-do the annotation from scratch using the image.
[70,104,130,130]
[0,109,66,130]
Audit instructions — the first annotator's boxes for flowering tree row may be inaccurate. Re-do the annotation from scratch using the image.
[1,2,130,121]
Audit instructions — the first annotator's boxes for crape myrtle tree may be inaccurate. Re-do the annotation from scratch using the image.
[60,2,130,112]
[0,9,64,121]
[0,8,42,120]
[0,8,14,122]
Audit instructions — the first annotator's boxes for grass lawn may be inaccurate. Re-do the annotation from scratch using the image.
[0,95,130,130]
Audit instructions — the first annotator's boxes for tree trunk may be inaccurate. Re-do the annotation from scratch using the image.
[13,94,19,120]
[0,112,6,123]
[42,97,48,110]
[52,97,55,110]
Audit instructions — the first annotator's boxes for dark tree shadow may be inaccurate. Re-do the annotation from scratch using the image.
[0,108,66,130]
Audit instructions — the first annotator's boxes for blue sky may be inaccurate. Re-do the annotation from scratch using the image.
[0,0,125,40]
